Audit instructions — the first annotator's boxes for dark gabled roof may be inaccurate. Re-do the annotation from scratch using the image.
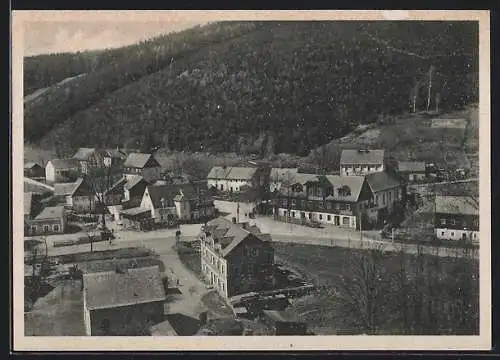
[83,266,165,311]
[48,158,79,170]
[54,182,78,196]
[33,206,65,220]
[125,175,147,190]
[70,177,94,197]
[340,149,385,165]
[435,196,479,216]
[278,173,366,202]
[204,217,272,258]
[24,162,42,170]
[365,172,400,193]
[153,155,171,169]
[124,153,160,169]
[104,177,127,196]
[145,184,189,208]
[397,161,426,173]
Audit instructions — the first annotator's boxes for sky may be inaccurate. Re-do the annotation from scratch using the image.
[23,20,207,56]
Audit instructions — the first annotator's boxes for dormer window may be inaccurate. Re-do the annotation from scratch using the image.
[338,186,352,197]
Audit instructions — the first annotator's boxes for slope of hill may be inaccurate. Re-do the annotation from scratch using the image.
[24,21,479,157]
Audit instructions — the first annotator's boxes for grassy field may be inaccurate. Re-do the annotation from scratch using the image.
[273,242,479,335]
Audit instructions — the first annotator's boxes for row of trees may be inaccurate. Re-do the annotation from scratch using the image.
[25,21,478,157]
[337,243,478,335]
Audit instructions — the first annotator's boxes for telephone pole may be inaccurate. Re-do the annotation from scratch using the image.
[359,213,363,249]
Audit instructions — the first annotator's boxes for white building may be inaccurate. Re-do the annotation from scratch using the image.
[434,195,479,243]
[45,158,79,183]
[207,166,258,192]
[339,149,385,176]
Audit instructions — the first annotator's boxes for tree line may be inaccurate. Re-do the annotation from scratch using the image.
[24,21,478,158]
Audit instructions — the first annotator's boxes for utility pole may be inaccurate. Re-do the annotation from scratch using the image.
[359,213,363,249]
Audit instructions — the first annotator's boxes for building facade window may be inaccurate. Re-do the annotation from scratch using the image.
[440,219,446,225]
[291,199,296,207]
[291,211,295,217]
[346,203,351,211]
[327,215,331,221]
[43,225,50,233]
[53,224,60,232]
[319,214,323,220]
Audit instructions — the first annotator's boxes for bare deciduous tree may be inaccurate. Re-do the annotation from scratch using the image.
[336,245,388,334]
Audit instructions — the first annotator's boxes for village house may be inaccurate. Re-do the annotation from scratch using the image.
[119,182,215,229]
[53,182,78,206]
[207,166,259,193]
[45,158,79,183]
[24,162,45,179]
[141,183,215,222]
[269,168,299,193]
[68,177,97,213]
[397,161,427,182]
[434,195,479,243]
[340,149,385,176]
[103,148,128,168]
[73,148,109,174]
[82,266,166,336]
[123,153,162,183]
[271,171,401,229]
[364,171,402,226]
[104,175,149,222]
[28,205,67,235]
[272,173,369,229]
[200,217,274,298]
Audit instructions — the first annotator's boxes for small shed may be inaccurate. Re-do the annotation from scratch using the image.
[261,309,308,335]
[397,161,426,182]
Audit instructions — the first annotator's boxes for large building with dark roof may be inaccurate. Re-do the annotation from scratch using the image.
[82,265,165,336]
[200,217,274,298]
[271,171,401,229]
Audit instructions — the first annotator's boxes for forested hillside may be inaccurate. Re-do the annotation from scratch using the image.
[23,21,478,157]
